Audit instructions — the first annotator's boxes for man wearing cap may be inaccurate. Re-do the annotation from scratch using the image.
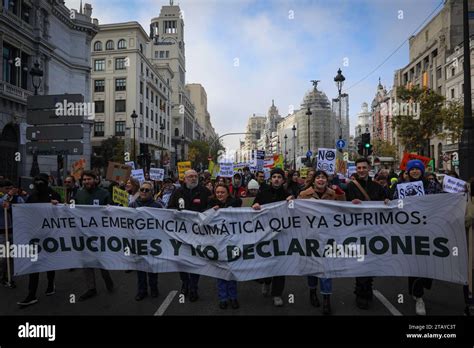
[392,159,442,315]
[168,169,211,302]
[345,158,390,310]
[252,168,293,307]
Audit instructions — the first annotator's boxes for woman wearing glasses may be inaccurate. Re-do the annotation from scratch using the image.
[129,181,163,301]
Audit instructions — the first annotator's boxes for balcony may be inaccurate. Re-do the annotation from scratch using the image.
[0,80,33,103]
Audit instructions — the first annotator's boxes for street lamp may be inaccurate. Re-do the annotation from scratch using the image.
[29,61,43,177]
[334,68,346,141]
[131,110,138,163]
[306,107,312,163]
[292,125,296,171]
[160,121,166,167]
[284,134,288,169]
[29,60,43,96]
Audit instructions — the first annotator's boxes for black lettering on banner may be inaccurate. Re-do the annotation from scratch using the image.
[410,211,421,224]
[71,236,85,251]
[243,244,255,260]
[333,214,342,227]
[391,236,412,254]
[150,239,162,255]
[305,239,320,257]
[433,237,449,257]
[369,236,389,255]
[203,246,218,260]
[273,239,285,256]
[59,237,71,251]
[395,211,409,224]
[122,238,137,255]
[380,212,393,225]
[107,236,122,252]
[169,239,182,255]
[256,241,272,258]
[227,245,240,261]
[287,238,305,256]
[100,236,106,252]
[415,236,430,255]
[44,238,59,252]
[306,215,317,228]
[86,236,99,252]
[136,239,148,255]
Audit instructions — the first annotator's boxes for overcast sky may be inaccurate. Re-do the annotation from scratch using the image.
[65,0,443,151]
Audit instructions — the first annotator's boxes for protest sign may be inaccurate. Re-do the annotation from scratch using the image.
[125,161,135,170]
[131,169,145,184]
[12,194,468,285]
[106,162,131,183]
[112,186,129,207]
[178,161,192,181]
[316,148,336,174]
[218,163,234,178]
[150,168,165,181]
[443,175,467,193]
[71,158,86,181]
[396,181,425,199]
[51,186,66,203]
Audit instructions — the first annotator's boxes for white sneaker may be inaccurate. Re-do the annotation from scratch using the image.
[415,297,426,316]
[262,283,271,297]
[273,296,283,307]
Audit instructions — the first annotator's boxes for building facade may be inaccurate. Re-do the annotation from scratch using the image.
[186,83,217,142]
[0,0,98,181]
[91,21,172,171]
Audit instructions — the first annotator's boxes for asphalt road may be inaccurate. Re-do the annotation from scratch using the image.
[0,269,467,316]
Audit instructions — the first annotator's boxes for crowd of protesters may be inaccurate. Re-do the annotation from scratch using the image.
[1,158,473,315]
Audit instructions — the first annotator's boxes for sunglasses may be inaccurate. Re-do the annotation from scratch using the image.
[139,188,151,193]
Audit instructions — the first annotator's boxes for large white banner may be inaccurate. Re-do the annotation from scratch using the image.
[12,194,468,284]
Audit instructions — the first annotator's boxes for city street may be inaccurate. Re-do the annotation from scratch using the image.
[0,270,466,316]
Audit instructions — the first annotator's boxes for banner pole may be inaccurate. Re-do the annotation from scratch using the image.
[469,224,473,299]
[4,206,11,285]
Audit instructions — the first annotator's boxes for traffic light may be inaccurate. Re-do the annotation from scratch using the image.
[357,142,364,156]
[361,133,372,156]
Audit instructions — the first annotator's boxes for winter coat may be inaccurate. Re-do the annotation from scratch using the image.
[253,185,291,206]
[345,176,389,201]
[167,184,211,213]
[298,186,345,201]
[129,197,163,209]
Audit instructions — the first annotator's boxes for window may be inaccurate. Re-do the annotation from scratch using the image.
[451,88,455,99]
[140,82,143,95]
[166,51,169,58]
[140,102,143,115]
[115,121,126,136]
[451,67,456,77]
[151,111,154,122]
[115,100,126,113]
[436,67,442,79]
[141,62,143,74]
[94,80,105,92]
[115,78,126,91]
[94,122,104,137]
[94,59,105,71]
[21,3,31,23]
[146,107,149,118]
[118,39,127,49]
[159,51,164,58]
[146,68,149,77]
[146,126,149,138]
[95,101,104,113]
[151,91,154,102]
[140,123,143,137]
[106,40,114,50]
[155,51,159,59]
[146,87,149,99]
[164,20,177,34]
[175,128,179,136]
[93,41,102,51]
[115,58,126,70]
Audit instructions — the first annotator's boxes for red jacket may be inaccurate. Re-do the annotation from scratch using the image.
[229,185,247,198]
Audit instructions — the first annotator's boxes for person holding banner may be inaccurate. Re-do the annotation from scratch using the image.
[17,174,61,307]
[129,181,163,301]
[392,159,442,315]
[252,168,293,307]
[155,178,177,208]
[75,171,115,302]
[298,170,345,315]
[345,158,389,310]
[207,183,242,309]
[0,180,25,288]
[168,170,211,302]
